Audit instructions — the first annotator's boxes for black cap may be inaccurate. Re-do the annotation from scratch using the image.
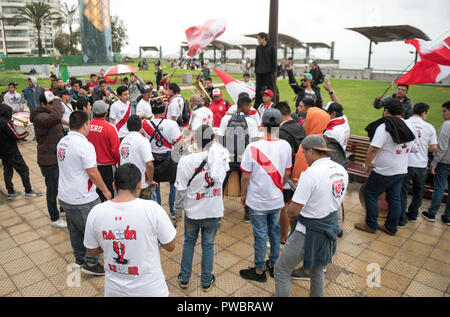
[151,99,166,114]
[60,89,71,96]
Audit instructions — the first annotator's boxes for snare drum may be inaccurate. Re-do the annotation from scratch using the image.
[12,112,32,136]
[224,170,241,197]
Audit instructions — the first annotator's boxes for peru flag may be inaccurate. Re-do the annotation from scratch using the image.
[406,37,450,66]
[185,19,227,58]
[212,68,256,103]
[396,59,450,85]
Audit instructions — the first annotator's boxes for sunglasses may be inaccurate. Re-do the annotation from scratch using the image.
[301,79,308,82]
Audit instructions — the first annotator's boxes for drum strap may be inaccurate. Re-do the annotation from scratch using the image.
[187,159,208,188]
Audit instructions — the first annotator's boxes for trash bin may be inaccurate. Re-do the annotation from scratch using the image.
[182,73,192,84]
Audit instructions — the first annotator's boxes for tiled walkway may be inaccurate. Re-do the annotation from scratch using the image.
[0,140,449,297]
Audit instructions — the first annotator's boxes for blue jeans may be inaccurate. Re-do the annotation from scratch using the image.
[364,171,406,234]
[400,167,428,222]
[179,217,220,287]
[59,198,100,266]
[428,163,450,219]
[40,165,62,222]
[153,182,176,216]
[131,103,137,115]
[249,208,281,271]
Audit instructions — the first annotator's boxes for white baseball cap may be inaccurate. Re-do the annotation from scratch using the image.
[44,91,57,103]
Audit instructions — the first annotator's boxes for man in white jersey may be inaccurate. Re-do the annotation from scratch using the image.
[3,82,24,114]
[257,89,274,121]
[136,86,153,120]
[324,103,351,150]
[188,94,213,135]
[174,125,230,292]
[120,115,156,200]
[57,111,112,275]
[110,86,132,141]
[141,100,182,217]
[355,99,416,236]
[84,163,176,297]
[400,103,438,224]
[227,92,261,127]
[275,135,348,297]
[166,83,184,122]
[239,109,292,283]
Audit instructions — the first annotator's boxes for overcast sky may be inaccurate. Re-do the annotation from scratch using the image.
[64,0,450,70]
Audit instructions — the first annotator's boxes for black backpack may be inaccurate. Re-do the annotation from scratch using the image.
[280,122,305,164]
[224,113,249,167]
[176,98,191,126]
[323,135,349,169]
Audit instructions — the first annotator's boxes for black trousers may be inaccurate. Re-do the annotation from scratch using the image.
[97,165,116,202]
[2,149,32,194]
[255,72,275,106]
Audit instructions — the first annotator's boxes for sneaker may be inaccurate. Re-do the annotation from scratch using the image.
[398,223,407,229]
[177,274,189,289]
[202,275,216,292]
[75,258,85,268]
[338,230,344,238]
[265,260,274,278]
[421,211,436,222]
[280,242,286,250]
[442,215,450,226]
[7,191,21,200]
[406,213,417,223]
[239,267,267,283]
[50,218,67,228]
[291,267,310,280]
[25,191,43,199]
[81,263,105,276]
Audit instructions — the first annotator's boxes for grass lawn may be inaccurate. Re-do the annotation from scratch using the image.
[1,60,449,136]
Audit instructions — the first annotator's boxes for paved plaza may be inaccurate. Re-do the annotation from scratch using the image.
[0,139,449,297]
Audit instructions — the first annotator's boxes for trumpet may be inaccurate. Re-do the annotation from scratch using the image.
[106,90,119,103]
[192,80,212,104]
[79,89,92,98]
[149,95,168,102]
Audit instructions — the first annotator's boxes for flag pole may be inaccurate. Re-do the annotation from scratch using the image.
[380,59,416,97]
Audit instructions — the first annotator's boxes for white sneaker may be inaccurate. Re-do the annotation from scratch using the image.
[59,211,66,218]
[51,219,67,228]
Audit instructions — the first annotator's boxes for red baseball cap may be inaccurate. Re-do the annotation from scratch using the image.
[212,88,221,96]
[261,89,274,98]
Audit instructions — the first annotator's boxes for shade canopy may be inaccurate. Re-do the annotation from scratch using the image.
[244,33,306,49]
[346,25,431,44]
[139,46,159,52]
[306,42,331,49]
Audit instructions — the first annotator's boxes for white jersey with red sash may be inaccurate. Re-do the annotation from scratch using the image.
[257,102,274,121]
[324,115,351,150]
[240,139,292,211]
[141,118,182,154]
[110,100,132,138]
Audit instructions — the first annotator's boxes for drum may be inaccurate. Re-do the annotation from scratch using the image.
[12,112,33,137]
[359,181,389,218]
[224,170,241,197]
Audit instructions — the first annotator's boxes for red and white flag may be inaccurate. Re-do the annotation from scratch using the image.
[406,37,450,66]
[212,68,256,103]
[396,36,450,85]
[185,19,226,58]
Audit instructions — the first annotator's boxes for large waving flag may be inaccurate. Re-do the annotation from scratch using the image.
[212,68,256,103]
[396,36,450,85]
[185,19,227,58]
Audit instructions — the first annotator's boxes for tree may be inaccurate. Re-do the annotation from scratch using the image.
[54,29,80,56]
[56,3,78,55]
[13,1,59,57]
[111,15,128,53]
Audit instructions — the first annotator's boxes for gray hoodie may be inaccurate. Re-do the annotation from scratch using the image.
[432,120,450,166]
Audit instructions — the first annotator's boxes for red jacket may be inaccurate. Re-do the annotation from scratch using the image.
[87,118,120,165]
[207,98,231,128]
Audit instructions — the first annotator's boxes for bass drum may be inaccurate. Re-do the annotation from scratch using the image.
[224,170,241,197]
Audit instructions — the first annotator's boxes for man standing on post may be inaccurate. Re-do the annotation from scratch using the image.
[31,91,67,228]
[57,111,111,275]
[254,32,276,107]
[239,109,292,283]
[373,84,413,119]
[400,103,438,225]
[355,99,416,236]
[275,135,348,297]
[87,101,121,202]
[110,86,132,142]
[422,101,450,225]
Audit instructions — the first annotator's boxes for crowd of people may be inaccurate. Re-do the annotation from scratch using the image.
[1,46,449,298]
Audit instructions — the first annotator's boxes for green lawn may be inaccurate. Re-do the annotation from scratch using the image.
[1,60,449,136]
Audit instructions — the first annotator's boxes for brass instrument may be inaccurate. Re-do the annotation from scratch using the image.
[193,80,212,104]
[79,89,92,98]
[106,90,119,103]
[149,95,168,102]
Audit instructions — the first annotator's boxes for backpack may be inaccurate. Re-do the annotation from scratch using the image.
[323,135,349,169]
[280,122,305,164]
[177,98,191,126]
[224,113,249,167]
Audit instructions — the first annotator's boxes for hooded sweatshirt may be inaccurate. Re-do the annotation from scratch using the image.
[23,77,45,111]
[292,107,330,183]
[0,103,29,159]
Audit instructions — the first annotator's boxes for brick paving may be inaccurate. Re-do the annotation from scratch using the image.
[0,139,449,297]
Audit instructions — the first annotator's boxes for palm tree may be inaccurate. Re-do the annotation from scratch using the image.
[13,1,59,56]
[57,3,78,55]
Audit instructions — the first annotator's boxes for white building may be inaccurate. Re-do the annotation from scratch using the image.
[0,0,61,56]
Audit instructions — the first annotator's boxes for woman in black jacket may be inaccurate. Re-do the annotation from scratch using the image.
[287,64,323,110]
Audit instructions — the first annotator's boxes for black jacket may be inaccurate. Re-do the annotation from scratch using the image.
[288,69,323,108]
[0,103,29,160]
[279,120,306,164]
[255,43,277,74]
[365,116,416,144]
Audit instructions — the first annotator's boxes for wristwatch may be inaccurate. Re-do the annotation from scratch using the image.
[329,90,335,95]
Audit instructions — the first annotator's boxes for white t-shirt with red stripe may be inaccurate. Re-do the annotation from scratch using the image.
[167,95,184,120]
[227,105,261,126]
[240,139,292,211]
[190,106,214,132]
[141,118,182,154]
[257,102,274,121]
[119,132,154,189]
[324,115,351,150]
[57,131,99,205]
[110,100,132,138]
